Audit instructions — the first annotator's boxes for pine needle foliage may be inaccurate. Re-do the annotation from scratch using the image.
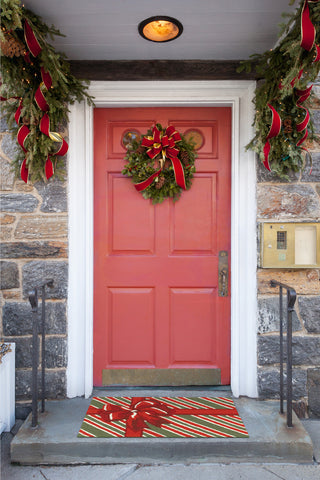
[0,0,94,182]
[238,0,320,178]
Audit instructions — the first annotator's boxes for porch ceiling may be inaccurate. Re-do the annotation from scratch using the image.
[23,0,297,61]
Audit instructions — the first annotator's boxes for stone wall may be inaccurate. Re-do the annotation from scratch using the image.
[0,114,68,407]
[257,89,320,418]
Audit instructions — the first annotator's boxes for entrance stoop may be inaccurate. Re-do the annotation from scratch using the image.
[11,390,314,465]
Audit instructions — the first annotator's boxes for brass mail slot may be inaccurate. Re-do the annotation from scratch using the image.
[261,222,320,269]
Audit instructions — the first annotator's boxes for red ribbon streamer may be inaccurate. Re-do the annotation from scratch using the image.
[295,85,313,144]
[87,397,239,437]
[137,125,186,192]
[45,157,54,179]
[40,113,68,157]
[35,67,53,111]
[17,125,30,153]
[24,19,42,57]
[263,104,282,171]
[20,159,29,183]
[301,1,318,52]
[14,99,23,124]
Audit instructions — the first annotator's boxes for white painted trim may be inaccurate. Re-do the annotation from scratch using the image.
[0,343,15,432]
[67,81,258,399]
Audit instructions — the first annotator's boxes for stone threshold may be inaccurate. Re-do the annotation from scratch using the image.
[11,389,314,465]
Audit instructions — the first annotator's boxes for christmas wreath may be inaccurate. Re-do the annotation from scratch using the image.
[122,124,197,204]
[238,0,320,178]
[0,0,93,183]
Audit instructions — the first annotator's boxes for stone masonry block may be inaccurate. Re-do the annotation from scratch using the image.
[256,157,299,183]
[1,134,19,159]
[0,156,15,190]
[300,153,320,182]
[0,241,67,258]
[0,226,13,241]
[0,214,15,225]
[5,336,33,368]
[44,337,67,368]
[257,184,320,219]
[3,301,67,336]
[307,368,320,417]
[258,366,307,399]
[15,215,67,239]
[298,296,320,333]
[0,193,38,212]
[312,109,320,134]
[22,261,68,299]
[0,113,8,132]
[258,296,301,333]
[258,269,320,295]
[0,261,19,289]
[258,336,320,366]
[15,369,66,400]
[35,180,67,213]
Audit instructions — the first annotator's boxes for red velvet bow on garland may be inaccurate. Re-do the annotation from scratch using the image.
[86,397,239,437]
[263,0,320,172]
[135,125,186,192]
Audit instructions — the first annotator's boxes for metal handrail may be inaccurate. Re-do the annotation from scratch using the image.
[28,279,54,428]
[270,280,296,428]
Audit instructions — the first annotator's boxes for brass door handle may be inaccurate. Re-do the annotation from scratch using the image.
[218,251,229,297]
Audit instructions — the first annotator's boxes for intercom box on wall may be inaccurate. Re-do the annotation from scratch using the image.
[261,222,320,269]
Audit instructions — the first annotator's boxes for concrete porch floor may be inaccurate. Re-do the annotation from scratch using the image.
[9,388,318,466]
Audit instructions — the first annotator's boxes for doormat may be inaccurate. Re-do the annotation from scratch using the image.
[78,396,249,438]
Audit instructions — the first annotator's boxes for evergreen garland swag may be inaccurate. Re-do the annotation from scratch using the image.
[122,124,197,204]
[0,0,94,182]
[238,0,320,178]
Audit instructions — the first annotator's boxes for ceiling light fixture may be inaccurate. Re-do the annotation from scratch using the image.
[138,16,183,43]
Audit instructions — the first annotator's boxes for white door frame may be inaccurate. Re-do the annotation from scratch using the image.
[67,80,258,399]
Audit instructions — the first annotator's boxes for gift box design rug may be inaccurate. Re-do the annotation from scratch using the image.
[78,396,249,438]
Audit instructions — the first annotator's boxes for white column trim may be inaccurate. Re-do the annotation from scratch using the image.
[67,80,258,399]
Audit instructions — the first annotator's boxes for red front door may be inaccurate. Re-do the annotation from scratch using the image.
[93,107,231,386]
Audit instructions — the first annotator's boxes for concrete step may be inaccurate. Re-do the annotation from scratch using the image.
[11,389,314,465]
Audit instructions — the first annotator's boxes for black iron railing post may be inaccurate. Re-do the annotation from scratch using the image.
[270,280,296,428]
[279,286,284,414]
[286,287,296,428]
[28,289,38,428]
[28,280,54,427]
[41,285,46,413]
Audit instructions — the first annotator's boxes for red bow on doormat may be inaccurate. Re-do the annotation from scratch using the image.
[87,397,239,437]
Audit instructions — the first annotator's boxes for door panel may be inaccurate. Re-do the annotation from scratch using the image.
[94,107,231,386]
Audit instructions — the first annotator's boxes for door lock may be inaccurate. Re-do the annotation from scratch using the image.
[218,251,229,297]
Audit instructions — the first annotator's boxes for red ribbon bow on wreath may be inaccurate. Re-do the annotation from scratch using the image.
[134,125,186,192]
[142,125,181,166]
[87,397,239,437]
